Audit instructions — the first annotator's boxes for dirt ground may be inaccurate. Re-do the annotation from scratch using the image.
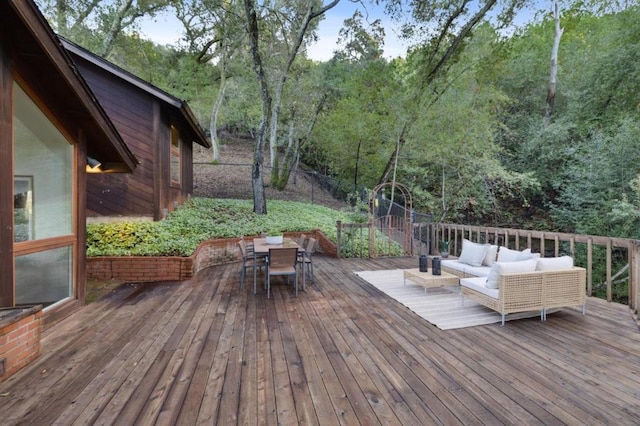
[192,134,347,209]
[87,135,347,302]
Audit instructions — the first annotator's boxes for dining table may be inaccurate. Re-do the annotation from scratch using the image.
[252,237,305,295]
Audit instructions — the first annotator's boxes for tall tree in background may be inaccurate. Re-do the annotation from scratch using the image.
[376,0,527,186]
[243,0,339,214]
[545,0,564,119]
[175,0,247,163]
[37,0,172,57]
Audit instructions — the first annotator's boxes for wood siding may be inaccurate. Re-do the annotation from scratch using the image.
[75,57,197,220]
[80,61,156,217]
[0,40,14,303]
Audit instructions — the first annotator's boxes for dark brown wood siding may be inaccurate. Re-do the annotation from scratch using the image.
[0,40,14,304]
[79,61,156,217]
[76,58,197,219]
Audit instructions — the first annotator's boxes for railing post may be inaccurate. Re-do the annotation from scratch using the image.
[587,238,593,296]
[368,219,375,258]
[336,221,342,259]
[606,238,612,302]
[632,241,639,320]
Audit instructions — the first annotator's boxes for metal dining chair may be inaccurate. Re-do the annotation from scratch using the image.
[238,239,265,288]
[300,237,316,282]
[266,247,299,298]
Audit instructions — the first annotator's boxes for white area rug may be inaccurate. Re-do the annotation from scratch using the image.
[355,269,541,330]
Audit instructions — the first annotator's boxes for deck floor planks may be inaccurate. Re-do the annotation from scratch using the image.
[2,256,640,425]
[237,270,259,426]
[301,283,403,425]
[195,271,243,424]
[293,291,363,425]
[155,266,228,424]
[359,278,548,425]
[273,289,320,425]
[506,317,640,419]
[12,282,182,424]
[216,272,251,424]
[282,287,361,425]
[146,266,235,424]
[309,279,429,425]
[54,282,195,425]
[102,278,211,424]
[174,267,235,424]
[454,324,597,425]
[337,288,483,424]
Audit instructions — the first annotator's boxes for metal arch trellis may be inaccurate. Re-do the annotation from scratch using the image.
[369,182,414,256]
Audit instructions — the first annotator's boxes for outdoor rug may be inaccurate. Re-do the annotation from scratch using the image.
[355,269,542,330]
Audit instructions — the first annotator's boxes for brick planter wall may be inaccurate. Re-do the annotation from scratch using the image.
[0,305,42,384]
[87,230,335,283]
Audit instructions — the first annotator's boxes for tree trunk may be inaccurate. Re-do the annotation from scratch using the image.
[244,0,269,214]
[210,50,228,163]
[268,1,339,180]
[545,0,564,120]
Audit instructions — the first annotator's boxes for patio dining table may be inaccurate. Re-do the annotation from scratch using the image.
[252,237,305,295]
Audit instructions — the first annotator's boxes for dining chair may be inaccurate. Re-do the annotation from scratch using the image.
[301,237,317,282]
[238,239,265,288]
[266,247,299,298]
[295,233,307,248]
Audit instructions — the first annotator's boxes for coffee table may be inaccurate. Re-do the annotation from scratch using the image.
[403,268,460,294]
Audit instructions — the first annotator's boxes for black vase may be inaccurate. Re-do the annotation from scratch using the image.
[419,255,428,272]
[432,257,441,275]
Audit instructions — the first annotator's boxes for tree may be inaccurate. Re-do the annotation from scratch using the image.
[376,0,528,185]
[545,0,564,119]
[174,0,247,163]
[243,0,339,214]
[36,0,172,58]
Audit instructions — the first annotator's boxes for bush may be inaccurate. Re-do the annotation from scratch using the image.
[86,198,355,257]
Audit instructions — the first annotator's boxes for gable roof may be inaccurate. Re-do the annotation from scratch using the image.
[61,38,211,149]
[3,0,138,172]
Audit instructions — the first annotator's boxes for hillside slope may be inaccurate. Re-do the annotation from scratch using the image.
[193,135,346,210]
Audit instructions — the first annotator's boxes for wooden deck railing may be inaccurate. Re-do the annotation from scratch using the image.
[432,223,639,317]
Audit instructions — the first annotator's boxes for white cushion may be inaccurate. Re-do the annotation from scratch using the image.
[498,246,534,262]
[461,276,499,299]
[440,259,491,277]
[536,256,574,271]
[483,245,498,266]
[485,259,538,289]
[458,239,489,267]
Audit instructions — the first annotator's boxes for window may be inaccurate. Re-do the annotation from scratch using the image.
[13,82,75,307]
[170,125,181,186]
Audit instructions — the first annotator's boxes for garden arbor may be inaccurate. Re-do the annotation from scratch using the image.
[369,182,414,256]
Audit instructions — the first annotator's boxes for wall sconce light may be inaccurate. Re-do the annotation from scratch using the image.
[86,157,102,173]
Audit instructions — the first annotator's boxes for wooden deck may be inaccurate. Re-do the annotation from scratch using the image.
[1,256,639,425]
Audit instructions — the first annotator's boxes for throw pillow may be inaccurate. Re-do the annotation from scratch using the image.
[485,263,501,289]
[458,239,489,267]
[485,259,538,289]
[483,245,499,266]
[536,256,574,271]
[497,246,521,262]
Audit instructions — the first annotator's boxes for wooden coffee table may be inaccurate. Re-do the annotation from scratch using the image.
[403,268,460,294]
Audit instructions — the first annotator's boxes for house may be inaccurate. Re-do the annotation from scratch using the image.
[61,39,211,221]
[0,0,137,323]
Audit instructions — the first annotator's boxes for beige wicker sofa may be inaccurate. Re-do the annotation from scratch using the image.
[445,239,587,325]
[460,267,587,326]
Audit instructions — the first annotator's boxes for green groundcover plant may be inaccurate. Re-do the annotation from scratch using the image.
[86,198,366,257]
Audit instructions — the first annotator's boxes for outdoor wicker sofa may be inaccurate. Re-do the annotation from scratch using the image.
[460,267,587,325]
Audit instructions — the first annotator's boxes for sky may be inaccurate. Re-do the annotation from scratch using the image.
[138,2,406,62]
[138,1,547,62]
